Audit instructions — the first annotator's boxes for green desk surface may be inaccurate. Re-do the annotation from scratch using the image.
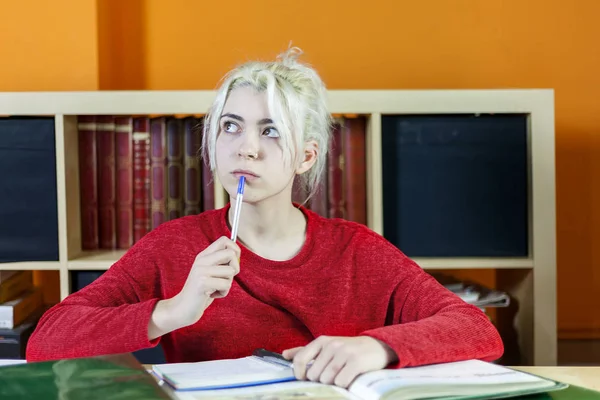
[0,353,172,400]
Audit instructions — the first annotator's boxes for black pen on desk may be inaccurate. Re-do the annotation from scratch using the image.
[230,176,245,242]
[253,348,294,368]
[253,348,314,370]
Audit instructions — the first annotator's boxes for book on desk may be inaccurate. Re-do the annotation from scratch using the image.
[152,352,568,400]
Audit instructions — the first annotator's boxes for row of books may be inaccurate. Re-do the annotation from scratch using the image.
[78,115,211,250]
[77,115,369,250]
[0,271,45,359]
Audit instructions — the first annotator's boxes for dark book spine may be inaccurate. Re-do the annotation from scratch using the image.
[342,117,367,225]
[166,118,184,220]
[150,117,168,228]
[327,120,346,219]
[199,119,215,211]
[309,160,329,217]
[96,116,116,249]
[115,117,134,249]
[77,116,99,250]
[183,117,202,216]
[133,117,151,242]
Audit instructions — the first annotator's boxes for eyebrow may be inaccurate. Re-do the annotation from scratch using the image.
[220,113,274,125]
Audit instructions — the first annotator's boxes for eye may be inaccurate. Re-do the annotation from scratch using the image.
[263,127,280,138]
[222,121,241,133]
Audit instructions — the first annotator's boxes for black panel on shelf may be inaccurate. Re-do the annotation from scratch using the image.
[0,117,59,262]
[381,114,528,257]
[70,271,106,294]
[70,270,166,364]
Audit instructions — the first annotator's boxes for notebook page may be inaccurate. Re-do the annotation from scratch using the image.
[0,360,27,368]
[173,381,358,400]
[153,356,294,389]
[349,360,557,400]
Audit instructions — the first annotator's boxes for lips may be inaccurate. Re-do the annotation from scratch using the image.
[232,169,259,179]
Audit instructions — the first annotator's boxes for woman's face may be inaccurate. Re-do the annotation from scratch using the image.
[215,86,297,204]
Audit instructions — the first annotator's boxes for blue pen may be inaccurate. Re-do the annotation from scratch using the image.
[230,176,245,242]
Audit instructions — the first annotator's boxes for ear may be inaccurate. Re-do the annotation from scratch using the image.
[295,140,318,175]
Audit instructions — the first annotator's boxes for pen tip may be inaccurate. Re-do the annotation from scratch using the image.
[237,176,245,194]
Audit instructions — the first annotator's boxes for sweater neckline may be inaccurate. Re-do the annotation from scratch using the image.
[218,202,317,269]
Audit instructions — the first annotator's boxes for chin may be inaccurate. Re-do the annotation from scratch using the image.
[236,193,262,204]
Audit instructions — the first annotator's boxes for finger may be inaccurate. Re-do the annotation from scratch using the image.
[306,345,335,382]
[200,236,241,259]
[200,236,232,254]
[318,354,348,386]
[198,276,234,298]
[292,337,329,380]
[195,266,236,279]
[333,358,362,389]
[227,249,241,275]
[221,236,242,260]
[197,249,239,268]
[282,347,303,360]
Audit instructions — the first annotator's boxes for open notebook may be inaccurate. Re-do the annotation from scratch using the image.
[153,356,567,399]
[153,355,295,391]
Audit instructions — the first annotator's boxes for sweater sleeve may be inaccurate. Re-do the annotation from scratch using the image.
[358,242,504,368]
[26,236,165,362]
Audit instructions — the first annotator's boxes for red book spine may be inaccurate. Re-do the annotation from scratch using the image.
[183,117,202,216]
[343,117,367,225]
[133,117,151,242]
[167,118,184,220]
[150,117,167,228]
[96,116,117,249]
[77,116,99,250]
[115,117,134,249]
[327,120,346,219]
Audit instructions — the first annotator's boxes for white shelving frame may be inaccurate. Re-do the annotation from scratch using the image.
[0,89,556,365]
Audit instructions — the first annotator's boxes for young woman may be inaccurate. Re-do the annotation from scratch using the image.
[26,48,503,388]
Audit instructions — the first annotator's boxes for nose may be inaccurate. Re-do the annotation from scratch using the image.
[237,131,260,160]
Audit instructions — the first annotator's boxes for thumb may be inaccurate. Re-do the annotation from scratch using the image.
[282,347,303,360]
[204,294,216,308]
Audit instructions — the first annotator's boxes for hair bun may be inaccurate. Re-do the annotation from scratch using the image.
[277,44,304,66]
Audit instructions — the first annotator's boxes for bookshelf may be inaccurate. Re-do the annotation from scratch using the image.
[0,89,556,366]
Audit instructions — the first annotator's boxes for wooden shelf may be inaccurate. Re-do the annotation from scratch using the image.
[68,250,126,270]
[65,253,534,271]
[0,90,557,366]
[0,261,61,271]
[415,258,534,270]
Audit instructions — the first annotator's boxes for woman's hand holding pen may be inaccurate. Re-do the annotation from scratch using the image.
[282,336,398,389]
[148,236,241,340]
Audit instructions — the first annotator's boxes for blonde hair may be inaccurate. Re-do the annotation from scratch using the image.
[201,47,332,202]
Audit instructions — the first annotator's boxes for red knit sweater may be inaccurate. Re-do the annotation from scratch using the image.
[26,204,503,367]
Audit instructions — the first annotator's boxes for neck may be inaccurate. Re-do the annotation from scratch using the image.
[228,196,306,247]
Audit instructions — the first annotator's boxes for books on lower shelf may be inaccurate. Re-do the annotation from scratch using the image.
[153,356,567,400]
[0,271,45,359]
[433,273,510,309]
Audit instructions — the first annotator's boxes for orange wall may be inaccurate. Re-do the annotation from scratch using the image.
[2,0,600,337]
[107,0,600,337]
[0,0,99,91]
